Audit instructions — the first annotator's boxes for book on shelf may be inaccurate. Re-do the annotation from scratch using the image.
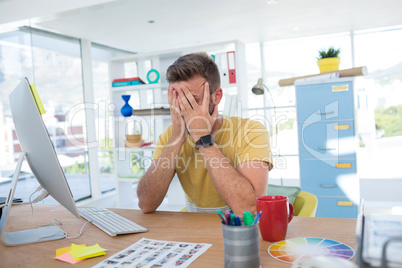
[113,77,145,83]
[112,77,145,87]
[363,213,402,267]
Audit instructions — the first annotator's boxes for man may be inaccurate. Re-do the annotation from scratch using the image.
[137,52,273,215]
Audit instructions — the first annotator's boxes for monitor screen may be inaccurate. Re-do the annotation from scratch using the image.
[9,78,79,218]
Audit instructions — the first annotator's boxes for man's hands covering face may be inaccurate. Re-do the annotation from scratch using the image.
[175,82,218,143]
[168,86,187,146]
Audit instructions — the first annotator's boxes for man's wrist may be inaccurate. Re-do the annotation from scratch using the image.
[192,132,210,143]
[198,142,218,152]
[195,134,215,150]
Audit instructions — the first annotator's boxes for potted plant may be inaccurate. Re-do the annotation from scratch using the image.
[316,47,341,73]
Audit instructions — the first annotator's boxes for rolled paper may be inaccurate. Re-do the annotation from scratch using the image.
[278,66,367,87]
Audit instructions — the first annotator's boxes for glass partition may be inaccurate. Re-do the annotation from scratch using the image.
[0,26,90,202]
[91,43,134,193]
[354,26,402,179]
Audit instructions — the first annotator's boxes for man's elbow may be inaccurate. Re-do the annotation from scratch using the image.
[138,200,157,214]
[245,197,258,215]
[232,200,257,215]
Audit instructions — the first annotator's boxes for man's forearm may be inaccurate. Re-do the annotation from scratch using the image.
[199,144,258,215]
[137,142,182,213]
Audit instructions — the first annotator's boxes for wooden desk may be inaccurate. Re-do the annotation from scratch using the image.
[0,205,357,267]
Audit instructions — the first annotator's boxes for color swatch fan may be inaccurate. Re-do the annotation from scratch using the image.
[268,237,355,263]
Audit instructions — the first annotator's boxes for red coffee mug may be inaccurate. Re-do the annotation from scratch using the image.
[256,195,294,242]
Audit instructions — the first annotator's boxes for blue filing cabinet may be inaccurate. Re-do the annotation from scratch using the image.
[295,78,359,218]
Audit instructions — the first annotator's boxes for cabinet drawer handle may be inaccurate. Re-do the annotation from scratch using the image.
[332,85,349,92]
[336,163,352,168]
[317,111,334,115]
[334,124,350,130]
[318,147,336,151]
[337,201,353,206]
[320,184,337,188]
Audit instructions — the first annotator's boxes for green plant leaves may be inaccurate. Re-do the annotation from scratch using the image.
[317,47,341,59]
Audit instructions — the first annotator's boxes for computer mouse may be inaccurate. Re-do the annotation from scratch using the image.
[291,256,357,268]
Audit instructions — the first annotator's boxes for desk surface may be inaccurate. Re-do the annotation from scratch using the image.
[0,205,357,267]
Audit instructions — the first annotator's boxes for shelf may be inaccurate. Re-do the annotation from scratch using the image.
[133,108,170,116]
[278,66,367,87]
[113,108,170,118]
[111,83,165,92]
[114,145,155,151]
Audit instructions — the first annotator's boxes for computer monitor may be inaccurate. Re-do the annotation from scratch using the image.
[0,78,79,246]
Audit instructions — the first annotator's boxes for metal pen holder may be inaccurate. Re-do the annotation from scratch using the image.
[221,223,260,268]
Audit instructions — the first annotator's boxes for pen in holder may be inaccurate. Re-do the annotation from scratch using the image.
[221,223,260,268]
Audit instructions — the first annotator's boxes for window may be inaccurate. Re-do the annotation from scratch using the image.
[0,28,35,200]
[247,28,402,181]
[0,27,90,202]
[354,26,402,179]
[91,43,134,193]
[247,33,352,181]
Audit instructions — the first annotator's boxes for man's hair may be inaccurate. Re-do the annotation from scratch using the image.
[166,52,221,94]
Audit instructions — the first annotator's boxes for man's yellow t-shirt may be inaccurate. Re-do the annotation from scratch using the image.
[152,116,273,212]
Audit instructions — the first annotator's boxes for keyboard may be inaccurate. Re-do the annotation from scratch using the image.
[78,207,148,236]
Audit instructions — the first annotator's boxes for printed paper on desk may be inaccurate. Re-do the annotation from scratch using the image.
[92,238,212,268]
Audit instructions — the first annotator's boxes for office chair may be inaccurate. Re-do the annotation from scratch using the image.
[180,191,318,217]
[294,191,318,217]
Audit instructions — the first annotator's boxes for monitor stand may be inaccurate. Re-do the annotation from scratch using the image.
[0,152,66,246]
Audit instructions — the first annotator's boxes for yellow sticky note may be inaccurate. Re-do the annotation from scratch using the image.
[56,244,86,257]
[55,252,85,264]
[73,251,106,261]
[69,243,107,260]
[29,83,46,115]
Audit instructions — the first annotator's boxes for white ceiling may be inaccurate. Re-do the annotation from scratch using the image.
[1,0,402,53]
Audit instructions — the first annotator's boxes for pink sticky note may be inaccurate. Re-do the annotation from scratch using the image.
[55,252,85,264]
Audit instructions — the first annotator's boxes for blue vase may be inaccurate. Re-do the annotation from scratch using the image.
[121,95,133,117]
